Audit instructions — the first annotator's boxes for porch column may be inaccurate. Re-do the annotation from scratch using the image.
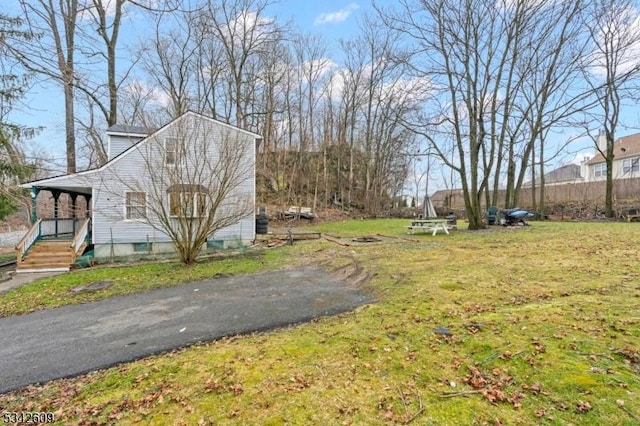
[70,193,78,233]
[70,194,78,218]
[83,194,92,218]
[52,190,60,237]
[30,187,39,224]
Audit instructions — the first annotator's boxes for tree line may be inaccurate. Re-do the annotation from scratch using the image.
[2,0,640,228]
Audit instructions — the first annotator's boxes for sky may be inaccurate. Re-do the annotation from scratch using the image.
[6,0,388,172]
[6,0,640,193]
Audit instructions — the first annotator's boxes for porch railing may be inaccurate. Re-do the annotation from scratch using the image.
[15,219,42,267]
[40,218,82,238]
[70,218,91,258]
[15,217,92,266]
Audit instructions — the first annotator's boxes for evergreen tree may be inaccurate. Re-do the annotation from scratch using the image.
[0,13,36,219]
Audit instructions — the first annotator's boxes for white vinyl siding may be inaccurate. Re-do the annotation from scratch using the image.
[108,134,144,160]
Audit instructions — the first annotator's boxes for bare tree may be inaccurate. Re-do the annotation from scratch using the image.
[289,32,333,209]
[138,11,198,118]
[336,38,367,210]
[503,0,590,210]
[379,0,590,228]
[76,0,126,128]
[11,0,82,173]
[581,0,640,217]
[0,13,37,218]
[202,0,284,128]
[74,0,180,166]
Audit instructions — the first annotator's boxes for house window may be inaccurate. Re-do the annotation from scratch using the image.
[133,242,152,252]
[165,137,179,165]
[623,157,639,174]
[168,187,208,218]
[125,192,146,219]
[593,163,606,178]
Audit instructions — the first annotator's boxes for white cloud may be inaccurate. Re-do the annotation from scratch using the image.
[300,59,338,81]
[314,3,359,25]
[228,10,275,37]
[124,80,171,109]
[79,0,160,20]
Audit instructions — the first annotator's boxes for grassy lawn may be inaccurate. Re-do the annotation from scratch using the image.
[0,250,287,317]
[1,220,640,425]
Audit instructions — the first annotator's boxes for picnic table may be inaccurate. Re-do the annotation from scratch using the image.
[405,219,450,236]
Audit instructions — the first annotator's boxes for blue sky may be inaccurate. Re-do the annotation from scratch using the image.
[7,0,386,170]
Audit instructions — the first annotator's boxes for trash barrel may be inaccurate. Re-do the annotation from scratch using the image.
[256,207,269,234]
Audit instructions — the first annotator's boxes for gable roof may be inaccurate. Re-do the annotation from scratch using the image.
[21,111,261,189]
[542,163,581,183]
[587,132,640,165]
[521,163,582,188]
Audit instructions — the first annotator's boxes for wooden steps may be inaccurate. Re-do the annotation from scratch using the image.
[17,240,74,273]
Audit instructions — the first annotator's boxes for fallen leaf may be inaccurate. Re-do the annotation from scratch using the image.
[576,400,592,413]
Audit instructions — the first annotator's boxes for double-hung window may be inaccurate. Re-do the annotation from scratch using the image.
[165,137,179,165]
[623,157,639,174]
[168,185,208,218]
[593,163,606,179]
[125,192,146,220]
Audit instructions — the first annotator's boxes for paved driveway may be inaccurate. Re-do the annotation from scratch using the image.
[0,267,373,394]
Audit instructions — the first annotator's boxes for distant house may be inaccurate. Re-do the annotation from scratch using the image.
[430,189,466,211]
[523,163,583,187]
[584,132,640,182]
[16,111,259,271]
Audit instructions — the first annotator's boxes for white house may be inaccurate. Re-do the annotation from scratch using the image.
[583,132,640,182]
[525,132,640,186]
[16,111,259,271]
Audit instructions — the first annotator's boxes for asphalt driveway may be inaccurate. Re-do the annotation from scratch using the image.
[0,267,373,394]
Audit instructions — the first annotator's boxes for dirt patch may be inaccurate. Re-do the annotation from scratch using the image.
[323,234,412,247]
[314,251,371,288]
[69,281,114,294]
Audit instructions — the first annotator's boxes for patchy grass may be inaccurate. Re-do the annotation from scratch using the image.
[2,220,640,425]
[0,252,16,263]
[0,249,287,317]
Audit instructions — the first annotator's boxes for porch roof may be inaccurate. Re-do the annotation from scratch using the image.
[34,185,92,196]
[20,168,97,195]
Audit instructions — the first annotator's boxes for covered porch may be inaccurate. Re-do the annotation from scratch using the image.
[28,185,92,236]
[16,183,93,272]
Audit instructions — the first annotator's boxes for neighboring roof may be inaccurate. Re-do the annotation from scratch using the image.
[106,124,154,135]
[430,189,464,201]
[587,132,640,165]
[521,163,582,187]
[543,164,581,183]
[22,111,261,189]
